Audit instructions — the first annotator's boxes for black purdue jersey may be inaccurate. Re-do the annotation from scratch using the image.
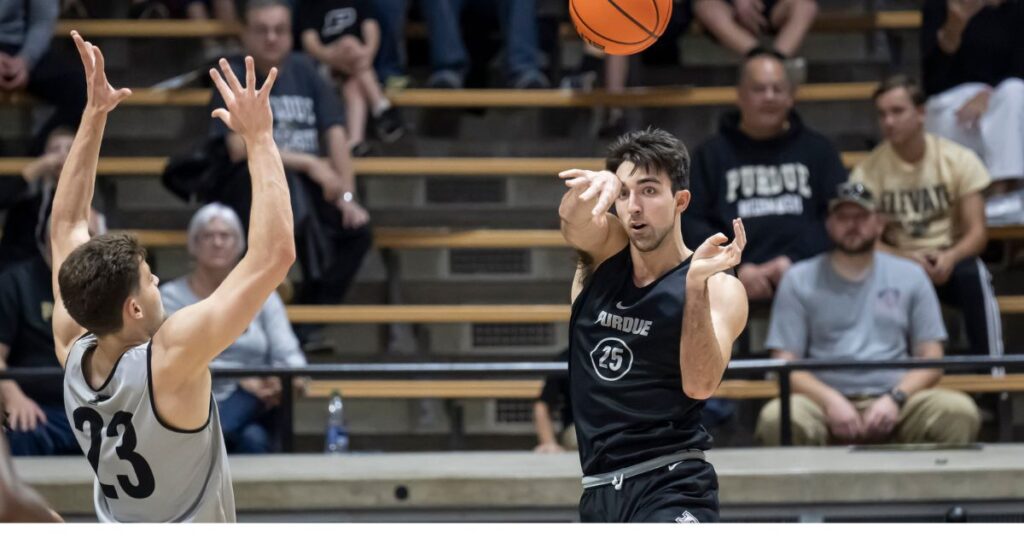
[569,247,712,476]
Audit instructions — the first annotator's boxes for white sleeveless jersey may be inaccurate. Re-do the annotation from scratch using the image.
[63,335,235,522]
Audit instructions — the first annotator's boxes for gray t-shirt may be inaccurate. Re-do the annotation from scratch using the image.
[208,52,345,155]
[766,251,948,396]
[160,277,307,402]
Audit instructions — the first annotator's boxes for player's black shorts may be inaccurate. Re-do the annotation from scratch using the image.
[579,459,719,523]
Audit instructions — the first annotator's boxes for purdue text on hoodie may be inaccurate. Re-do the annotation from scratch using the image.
[683,110,846,265]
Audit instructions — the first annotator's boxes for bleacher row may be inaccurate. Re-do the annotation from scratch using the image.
[44,11,923,39]
[3,11,1023,442]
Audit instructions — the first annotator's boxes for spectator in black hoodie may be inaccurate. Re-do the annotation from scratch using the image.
[684,48,845,302]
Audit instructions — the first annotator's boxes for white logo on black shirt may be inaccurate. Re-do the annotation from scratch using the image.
[725,163,813,219]
[322,8,358,38]
[596,310,652,336]
[589,337,634,381]
[675,511,700,523]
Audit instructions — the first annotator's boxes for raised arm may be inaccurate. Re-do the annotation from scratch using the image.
[558,168,628,268]
[151,57,295,427]
[50,32,132,364]
[680,218,749,399]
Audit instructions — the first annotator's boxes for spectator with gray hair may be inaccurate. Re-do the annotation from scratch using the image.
[160,203,308,454]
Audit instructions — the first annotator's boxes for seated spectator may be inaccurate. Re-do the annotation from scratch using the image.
[0,1,85,152]
[0,126,75,272]
[693,0,818,61]
[921,0,1024,195]
[0,216,104,457]
[683,48,845,302]
[533,350,575,453]
[852,76,1000,356]
[755,183,981,446]
[298,0,405,156]
[368,0,408,89]
[420,0,549,89]
[209,0,372,350]
[161,203,308,454]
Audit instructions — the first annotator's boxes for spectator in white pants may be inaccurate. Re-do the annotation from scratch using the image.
[921,0,1024,195]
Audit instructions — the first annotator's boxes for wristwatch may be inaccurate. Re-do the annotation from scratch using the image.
[340,191,355,203]
[886,388,908,409]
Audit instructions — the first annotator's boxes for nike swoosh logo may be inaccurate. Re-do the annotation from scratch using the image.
[615,301,634,310]
[668,462,681,471]
[89,394,111,405]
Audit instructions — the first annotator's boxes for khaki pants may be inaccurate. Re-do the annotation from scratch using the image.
[755,389,981,446]
[560,423,578,450]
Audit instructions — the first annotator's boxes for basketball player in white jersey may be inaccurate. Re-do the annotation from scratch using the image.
[49,32,294,522]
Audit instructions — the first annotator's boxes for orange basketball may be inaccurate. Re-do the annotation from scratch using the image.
[569,0,673,56]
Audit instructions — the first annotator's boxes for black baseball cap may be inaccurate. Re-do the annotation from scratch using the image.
[829,182,876,212]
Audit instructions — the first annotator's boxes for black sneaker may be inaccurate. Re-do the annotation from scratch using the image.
[301,337,337,355]
[427,70,464,89]
[374,107,406,143]
[511,70,551,90]
[350,141,374,157]
[598,109,626,139]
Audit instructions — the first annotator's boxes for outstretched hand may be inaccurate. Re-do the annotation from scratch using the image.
[71,31,132,113]
[209,56,278,141]
[559,168,622,225]
[689,218,747,283]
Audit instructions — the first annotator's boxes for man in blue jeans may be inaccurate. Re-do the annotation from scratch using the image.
[374,0,549,89]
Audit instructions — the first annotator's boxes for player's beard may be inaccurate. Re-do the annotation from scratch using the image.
[630,223,671,253]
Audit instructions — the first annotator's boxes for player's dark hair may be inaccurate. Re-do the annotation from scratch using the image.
[58,233,147,336]
[244,0,291,23]
[606,127,690,192]
[873,75,926,107]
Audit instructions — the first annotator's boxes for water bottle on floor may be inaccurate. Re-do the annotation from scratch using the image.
[325,391,349,453]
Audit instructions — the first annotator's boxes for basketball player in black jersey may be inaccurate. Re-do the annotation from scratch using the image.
[559,127,749,523]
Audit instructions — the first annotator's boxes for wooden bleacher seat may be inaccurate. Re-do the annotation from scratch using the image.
[303,373,1024,401]
[54,19,241,37]
[284,304,568,324]
[280,297,1024,324]
[0,154,870,176]
[0,82,879,108]
[118,228,569,249]
[111,225,1024,253]
[997,296,1024,314]
[52,11,921,40]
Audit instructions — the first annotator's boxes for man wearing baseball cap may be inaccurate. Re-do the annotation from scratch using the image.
[754,182,980,446]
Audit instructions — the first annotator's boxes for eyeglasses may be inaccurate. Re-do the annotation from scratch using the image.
[197,231,237,245]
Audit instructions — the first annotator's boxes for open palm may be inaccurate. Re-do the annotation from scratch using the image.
[209,56,278,141]
[71,31,132,113]
[691,218,747,281]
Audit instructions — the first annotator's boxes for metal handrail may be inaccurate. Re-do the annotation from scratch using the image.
[3,355,1021,449]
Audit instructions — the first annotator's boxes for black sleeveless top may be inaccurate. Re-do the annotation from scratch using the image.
[569,247,712,476]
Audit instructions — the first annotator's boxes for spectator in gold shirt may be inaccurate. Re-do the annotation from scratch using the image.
[851,76,1001,356]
